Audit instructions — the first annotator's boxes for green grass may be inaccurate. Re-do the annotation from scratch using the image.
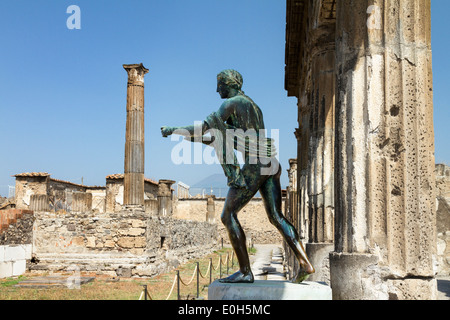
[0,247,256,300]
[0,275,27,288]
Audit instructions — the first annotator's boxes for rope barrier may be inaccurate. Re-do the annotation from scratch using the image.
[179,263,197,286]
[139,249,239,300]
[164,274,178,300]
[198,260,211,279]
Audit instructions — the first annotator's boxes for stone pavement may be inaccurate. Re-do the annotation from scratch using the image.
[250,244,287,281]
[249,243,450,300]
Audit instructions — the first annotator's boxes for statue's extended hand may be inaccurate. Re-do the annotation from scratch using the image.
[161,126,174,138]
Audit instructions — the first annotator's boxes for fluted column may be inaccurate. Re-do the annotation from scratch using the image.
[123,63,149,206]
[71,192,93,213]
[30,194,49,212]
[331,0,436,300]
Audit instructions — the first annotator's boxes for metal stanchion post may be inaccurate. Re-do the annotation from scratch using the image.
[144,285,148,301]
[219,255,222,279]
[196,262,199,299]
[177,270,180,301]
[209,258,212,284]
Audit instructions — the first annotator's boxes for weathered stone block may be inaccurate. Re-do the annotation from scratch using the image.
[86,237,96,248]
[71,236,85,246]
[134,236,146,248]
[12,259,26,276]
[119,228,145,236]
[104,240,115,248]
[0,261,13,278]
[131,219,145,228]
[4,245,26,262]
[117,237,134,248]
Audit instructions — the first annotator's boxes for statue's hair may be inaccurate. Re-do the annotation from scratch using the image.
[217,69,244,91]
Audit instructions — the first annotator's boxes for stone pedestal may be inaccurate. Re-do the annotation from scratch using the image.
[208,280,331,300]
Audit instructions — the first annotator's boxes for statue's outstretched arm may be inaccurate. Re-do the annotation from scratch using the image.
[161,121,208,139]
[161,99,234,139]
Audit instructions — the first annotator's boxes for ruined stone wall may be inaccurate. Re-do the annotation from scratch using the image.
[106,176,158,213]
[15,176,49,210]
[86,188,106,214]
[0,209,34,246]
[0,209,35,278]
[48,179,86,212]
[173,198,283,245]
[31,207,218,277]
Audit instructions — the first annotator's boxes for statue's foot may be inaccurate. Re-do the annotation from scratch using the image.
[219,271,254,284]
[291,263,315,284]
[291,270,311,284]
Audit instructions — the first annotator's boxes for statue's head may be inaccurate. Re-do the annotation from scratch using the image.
[217,69,243,99]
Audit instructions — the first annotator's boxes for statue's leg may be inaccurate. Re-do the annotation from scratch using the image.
[219,186,258,283]
[259,174,315,283]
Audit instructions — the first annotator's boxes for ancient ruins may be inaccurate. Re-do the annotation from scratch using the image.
[0,63,278,280]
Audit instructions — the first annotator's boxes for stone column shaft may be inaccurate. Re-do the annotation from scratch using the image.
[331,0,436,300]
[123,63,149,206]
[30,194,49,212]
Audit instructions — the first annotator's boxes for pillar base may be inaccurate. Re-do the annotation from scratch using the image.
[329,252,438,300]
[330,252,386,300]
[306,243,333,284]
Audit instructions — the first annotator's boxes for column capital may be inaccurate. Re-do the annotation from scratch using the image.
[123,63,149,85]
[158,179,175,197]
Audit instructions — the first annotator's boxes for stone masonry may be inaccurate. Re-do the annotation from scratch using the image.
[30,206,218,277]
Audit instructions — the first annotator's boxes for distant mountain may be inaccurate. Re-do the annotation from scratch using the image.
[188,173,262,198]
[191,173,228,188]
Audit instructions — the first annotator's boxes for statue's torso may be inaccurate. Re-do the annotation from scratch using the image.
[225,95,265,132]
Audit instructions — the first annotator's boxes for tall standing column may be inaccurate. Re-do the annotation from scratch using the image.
[123,63,149,206]
[331,0,436,300]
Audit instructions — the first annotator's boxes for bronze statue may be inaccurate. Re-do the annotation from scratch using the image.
[161,69,314,283]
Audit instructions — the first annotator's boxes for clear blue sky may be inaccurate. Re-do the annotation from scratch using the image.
[0,1,448,197]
